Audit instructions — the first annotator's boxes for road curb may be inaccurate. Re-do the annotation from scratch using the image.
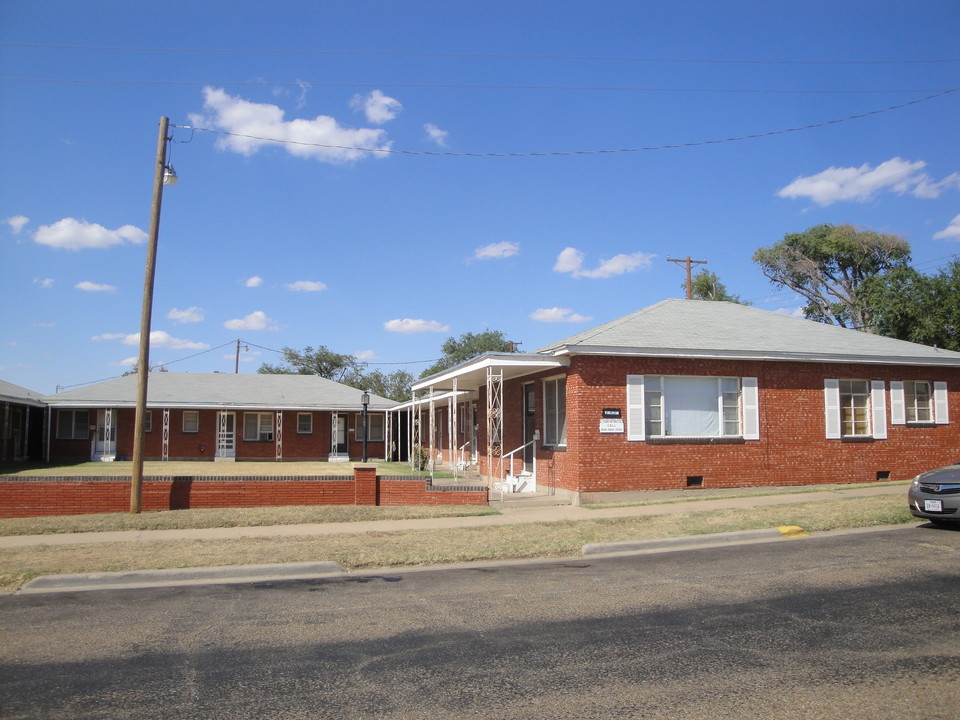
[582,526,808,556]
[18,560,349,594]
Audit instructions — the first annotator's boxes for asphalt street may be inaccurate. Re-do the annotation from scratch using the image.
[1,524,958,719]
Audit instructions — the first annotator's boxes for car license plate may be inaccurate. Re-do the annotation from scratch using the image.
[924,500,943,512]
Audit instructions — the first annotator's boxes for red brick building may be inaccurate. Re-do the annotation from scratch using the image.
[411,300,960,503]
[43,373,397,463]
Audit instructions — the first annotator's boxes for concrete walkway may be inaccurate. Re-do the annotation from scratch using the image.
[0,483,907,549]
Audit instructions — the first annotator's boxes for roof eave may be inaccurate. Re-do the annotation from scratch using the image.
[555,344,960,367]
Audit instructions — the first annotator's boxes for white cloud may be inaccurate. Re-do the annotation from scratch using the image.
[424,123,449,147]
[285,280,327,292]
[350,90,402,124]
[553,247,585,274]
[75,281,117,292]
[383,318,450,334]
[33,278,54,288]
[933,214,960,240]
[778,157,960,206]
[475,241,519,260]
[354,350,377,360]
[4,215,29,234]
[530,307,593,323]
[93,331,209,350]
[167,306,204,323]
[245,275,263,288]
[33,218,146,250]
[224,310,277,331]
[223,349,260,363]
[191,87,392,164]
[553,247,655,279]
[774,306,806,319]
[33,322,55,327]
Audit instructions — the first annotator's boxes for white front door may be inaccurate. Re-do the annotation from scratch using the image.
[94,409,116,460]
[217,412,236,459]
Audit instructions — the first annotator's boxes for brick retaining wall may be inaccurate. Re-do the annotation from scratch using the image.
[0,468,489,518]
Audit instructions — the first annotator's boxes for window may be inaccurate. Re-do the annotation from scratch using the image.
[824,379,886,440]
[631,376,748,439]
[244,412,274,441]
[182,411,199,433]
[891,380,949,425]
[904,381,933,423]
[297,413,313,434]
[144,411,153,433]
[56,410,89,440]
[366,413,385,442]
[840,380,871,436]
[543,377,567,446]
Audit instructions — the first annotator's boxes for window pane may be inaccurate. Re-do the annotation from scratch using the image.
[906,381,932,423]
[297,413,312,433]
[664,376,719,436]
[368,414,385,441]
[840,380,871,435]
[183,412,199,433]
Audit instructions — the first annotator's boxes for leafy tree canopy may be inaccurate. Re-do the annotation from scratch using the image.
[420,330,516,379]
[359,368,415,402]
[860,259,960,351]
[753,223,911,331]
[258,345,414,401]
[258,345,364,383]
[687,270,750,304]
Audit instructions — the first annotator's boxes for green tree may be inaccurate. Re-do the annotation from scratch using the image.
[420,330,516,378]
[258,345,365,383]
[687,270,750,304]
[358,368,415,402]
[860,259,960,351]
[753,224,911,331]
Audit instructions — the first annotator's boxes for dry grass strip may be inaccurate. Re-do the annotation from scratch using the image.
[0,495,913,593]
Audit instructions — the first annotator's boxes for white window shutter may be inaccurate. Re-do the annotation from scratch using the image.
[741,377,760,440]
[934,381,949,424]
[824,379,841,439]
[871,380,887,439]
[626,374,645,441]
[889,381,905,425]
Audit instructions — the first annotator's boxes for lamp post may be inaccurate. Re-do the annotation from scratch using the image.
[130,116,177,513]
[361,390,370,463]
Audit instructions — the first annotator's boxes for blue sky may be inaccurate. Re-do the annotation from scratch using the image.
[1,0,958,394]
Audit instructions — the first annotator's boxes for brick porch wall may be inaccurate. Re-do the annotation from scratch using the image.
[0,468,488,518]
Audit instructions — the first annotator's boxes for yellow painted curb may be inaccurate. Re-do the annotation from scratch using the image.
[777,525,809,538]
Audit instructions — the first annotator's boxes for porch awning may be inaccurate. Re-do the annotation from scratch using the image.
[411,353,568,393]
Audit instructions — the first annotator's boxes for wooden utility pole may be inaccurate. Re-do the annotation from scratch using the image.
[667,256,708,300]
[131,116,171,513]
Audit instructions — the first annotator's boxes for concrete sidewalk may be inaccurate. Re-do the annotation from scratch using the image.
[0,483,907,549]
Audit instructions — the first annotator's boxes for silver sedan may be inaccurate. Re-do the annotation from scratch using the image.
[909,462,960,526]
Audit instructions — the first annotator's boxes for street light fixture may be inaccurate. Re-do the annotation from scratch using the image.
[130,116,176,513]
[361,390,370,463]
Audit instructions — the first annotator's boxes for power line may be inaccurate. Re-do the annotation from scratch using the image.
[4,42,959,65]
[241,341,438,366]
[180,87,959,158]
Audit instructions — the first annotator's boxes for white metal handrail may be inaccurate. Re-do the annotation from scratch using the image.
[497,439,536,499]
[457,441,472,471]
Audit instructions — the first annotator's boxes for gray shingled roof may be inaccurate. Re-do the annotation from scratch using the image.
[0,379,45,406]
[42,373,398,410]
[536,299,960,366]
